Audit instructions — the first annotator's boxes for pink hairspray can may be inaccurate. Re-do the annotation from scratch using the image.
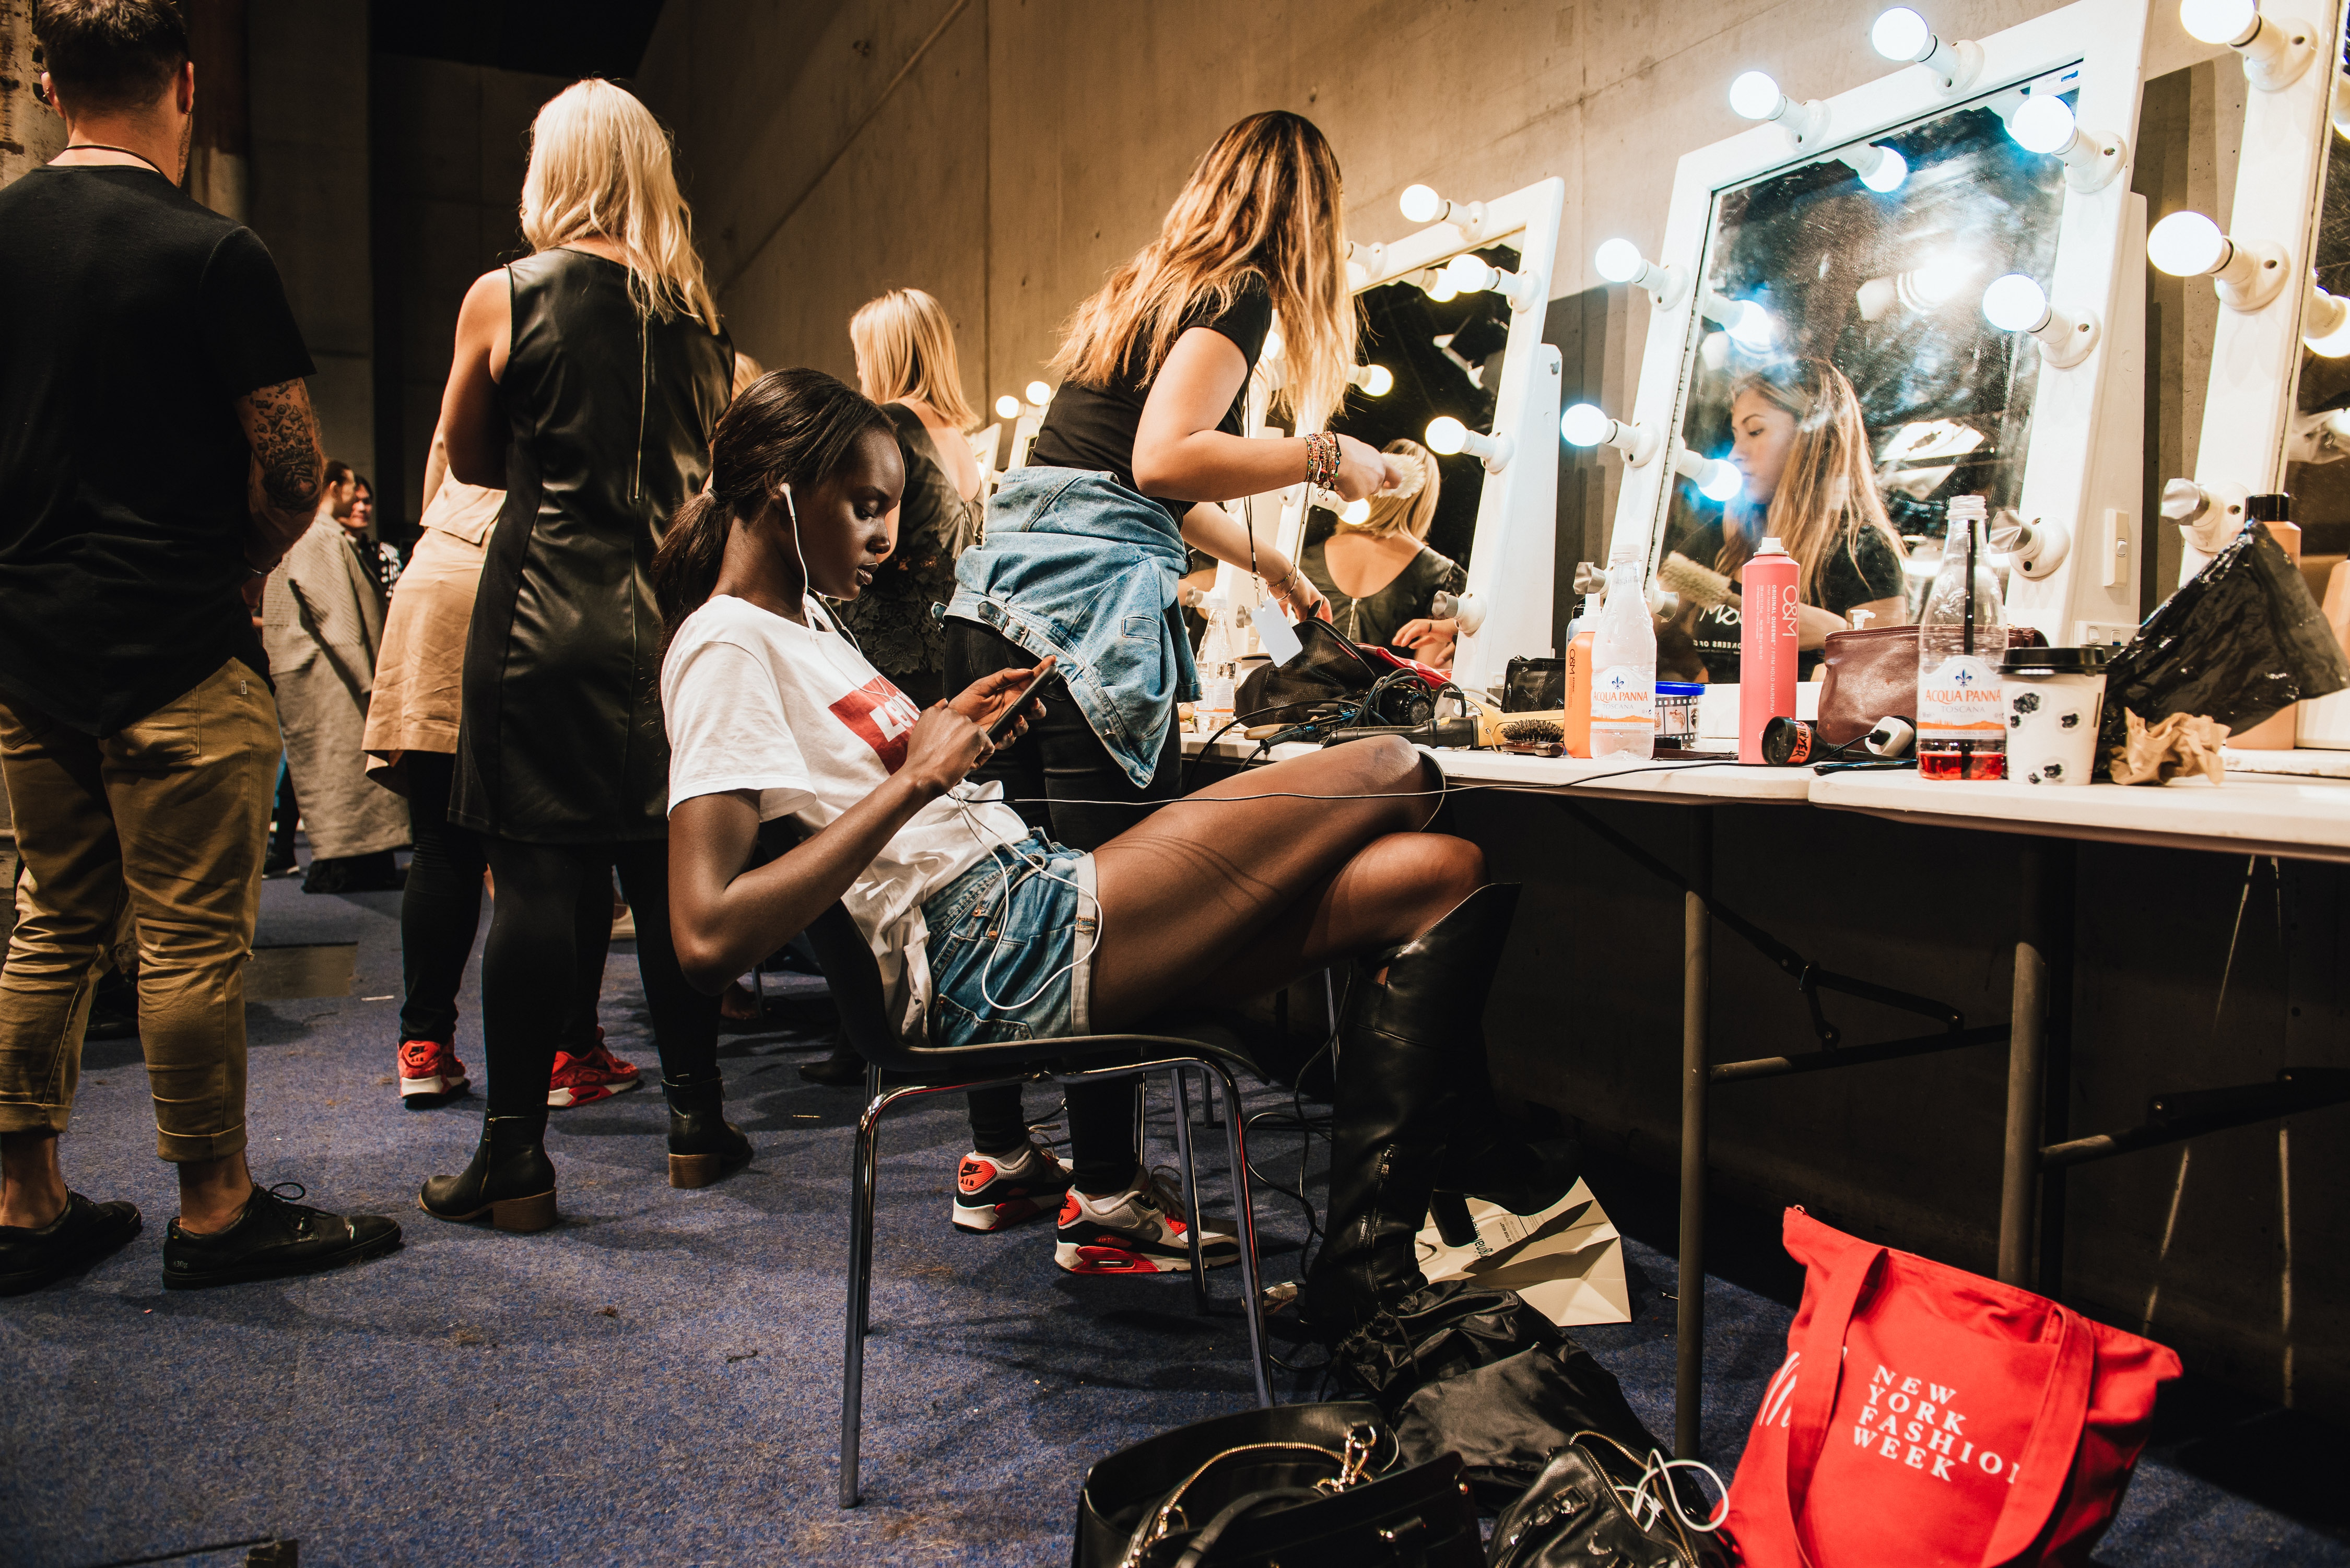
[1738,536,1799,765]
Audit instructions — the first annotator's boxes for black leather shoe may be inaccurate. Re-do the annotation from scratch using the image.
[797,1045,868,1086]
[84,967,139,1041]
[162,1183,401,1289]
[0,1192,142,1294]
[664,1075,753,1189]
[420,1113,557,1231]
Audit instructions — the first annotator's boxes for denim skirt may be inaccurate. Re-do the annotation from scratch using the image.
[922,831,1098,1050]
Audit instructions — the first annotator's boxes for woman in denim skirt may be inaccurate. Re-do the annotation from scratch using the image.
[938,112,1403,1235]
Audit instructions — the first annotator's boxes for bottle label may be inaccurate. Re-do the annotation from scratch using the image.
[1590,664,1655,729]
[1917,654,2005,741]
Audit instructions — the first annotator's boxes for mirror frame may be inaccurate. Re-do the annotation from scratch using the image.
[2183,0,2350,583]
[1601,0,2153,648]
[1226,178,1567,697]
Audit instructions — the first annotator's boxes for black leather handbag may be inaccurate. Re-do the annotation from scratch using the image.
[1486,1432,1731,1568]
[1072,1401,1480,1568]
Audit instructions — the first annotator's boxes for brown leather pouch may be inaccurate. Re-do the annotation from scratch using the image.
[1818,623,2046,745]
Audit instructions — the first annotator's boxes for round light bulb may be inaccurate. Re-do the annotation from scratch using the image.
[1262,327,1284,361]
[1858,145,1909,193]
[2008,95,2077,155]
[1421,268,1460,303]
[994,394,1020,420]
[1025,380,1053,406]
[1359,363,1394,397]
[1699,458,1746,503]
[2146,210,2229,277]
[1594,238,1646,284]
[1341,499,1372,525]
[1727,301,1779,348]
[1399,183,1444,223]
[1446,253,1494,293]
[1981,273,2051,333]
[1425,416,1469,456]
[2179,0,2259,46]
[1561,403,1615,447]
[1871,6,1933,60]
[1730,70,1784,122]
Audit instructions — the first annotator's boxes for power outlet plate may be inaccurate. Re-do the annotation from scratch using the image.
[2075,621,2136,647]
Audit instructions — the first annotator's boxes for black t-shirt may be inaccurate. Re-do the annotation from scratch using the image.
[0,165,314,735]
[1683,521,1907,682]
[1026,276,1274,508]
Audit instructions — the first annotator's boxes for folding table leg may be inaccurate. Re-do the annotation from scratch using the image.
[1676,807,1713,1461]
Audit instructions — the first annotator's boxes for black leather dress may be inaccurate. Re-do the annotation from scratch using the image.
[452,247,733,843]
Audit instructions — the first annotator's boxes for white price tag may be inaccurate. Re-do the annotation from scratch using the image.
[1253,594,1303,665]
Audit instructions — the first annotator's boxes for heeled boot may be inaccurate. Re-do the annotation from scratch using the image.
[1298,883,1524,1340]
[665,1074,753,1189]
[419,1112,557,1232]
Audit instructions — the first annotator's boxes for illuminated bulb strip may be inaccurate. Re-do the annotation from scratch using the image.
[1729,71,1830,148]
[1981,274,2100,368]
[1425,416,1513,473]
[1445,253,1541,312]
[1671,446,1745,503]
[1594,240,1689,308]
[2147,210,2289,311]
[2007,96,2128,192]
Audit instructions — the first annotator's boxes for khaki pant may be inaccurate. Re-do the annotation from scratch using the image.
[0,659,277,1161]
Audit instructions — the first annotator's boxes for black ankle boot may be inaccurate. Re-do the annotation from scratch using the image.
[664,1075,753,1189]
[419,1113,557,1232]
[1299,884,1523,1341]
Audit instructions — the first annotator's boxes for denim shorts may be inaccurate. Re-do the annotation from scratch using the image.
[922,831,1098,1050]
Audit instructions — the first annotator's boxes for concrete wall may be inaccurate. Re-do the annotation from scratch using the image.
[369,55,568,530]
[246,0,373,482]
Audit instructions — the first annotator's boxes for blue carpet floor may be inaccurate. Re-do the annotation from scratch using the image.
[3,864,2345,1565]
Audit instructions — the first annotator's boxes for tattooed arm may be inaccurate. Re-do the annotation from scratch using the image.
[234,376,325,573]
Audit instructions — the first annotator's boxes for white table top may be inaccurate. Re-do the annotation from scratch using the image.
[1808,769,2350,863]
[1181,734,1814,805]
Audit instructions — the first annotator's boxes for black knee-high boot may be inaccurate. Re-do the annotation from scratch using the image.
[419,1111,558,1233]
[664,1073,753,1189]
[1299,883,1525,1340]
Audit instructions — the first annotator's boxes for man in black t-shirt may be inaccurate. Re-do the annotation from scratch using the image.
[0,1,400,1295]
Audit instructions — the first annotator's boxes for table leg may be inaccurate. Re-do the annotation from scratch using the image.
[1676,807,1713,1461]
[2000,840,2050,1287]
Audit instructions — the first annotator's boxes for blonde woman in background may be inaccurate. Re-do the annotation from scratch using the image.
[1301,438,1465,667]
[935,111,1399,1272]
[421,78,741,1232]
[1683,357,1909,681]
[838,288,983,709]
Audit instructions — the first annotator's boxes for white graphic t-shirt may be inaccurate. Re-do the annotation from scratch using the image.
[662,594,1031,1039]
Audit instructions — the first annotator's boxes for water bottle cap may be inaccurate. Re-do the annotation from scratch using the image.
[1757,535,1787,555]
[1948,494,1987,521]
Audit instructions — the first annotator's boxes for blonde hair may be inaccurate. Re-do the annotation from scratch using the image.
[1051,111,1355,430]
[1337,439,1441,540]
[849,288,979,431]
[1718,359,1905,606]
[521,79,720,334]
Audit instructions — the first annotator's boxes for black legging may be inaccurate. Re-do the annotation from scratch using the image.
[477,834,720,1119]
[945,615,1186,1195]
[400,751,609,1052]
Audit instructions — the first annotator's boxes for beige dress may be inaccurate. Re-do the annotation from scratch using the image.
[261,510,409,860]
[364,481,501,792]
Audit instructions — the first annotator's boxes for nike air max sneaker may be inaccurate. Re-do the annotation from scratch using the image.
[1054,1170,1239,1275]
[951,1141,1074,1232]
[397,1040,471,1109]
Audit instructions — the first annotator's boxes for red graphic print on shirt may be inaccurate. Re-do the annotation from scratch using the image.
[829,676,923,773]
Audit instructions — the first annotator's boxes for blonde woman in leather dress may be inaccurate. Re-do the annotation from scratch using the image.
[1300,439,1465,666]
[421,80,741,1232]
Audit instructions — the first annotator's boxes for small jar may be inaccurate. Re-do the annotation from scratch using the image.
[1656,681,1703,745]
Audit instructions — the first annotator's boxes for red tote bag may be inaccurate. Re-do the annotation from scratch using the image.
[1722,1209,2181,1567]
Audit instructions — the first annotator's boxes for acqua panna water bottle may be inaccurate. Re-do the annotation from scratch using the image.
[1916,495,2007,779]
[1589,554,1658,760]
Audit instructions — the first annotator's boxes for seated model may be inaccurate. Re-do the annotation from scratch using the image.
[1300,438,1465,668]
[655,368,1567,1336]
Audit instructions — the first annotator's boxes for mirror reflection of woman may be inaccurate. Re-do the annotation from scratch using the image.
[1302,439,1465,668]
[1679,358,1908,681]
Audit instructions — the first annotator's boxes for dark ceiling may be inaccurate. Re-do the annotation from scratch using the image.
[372,0,669,83]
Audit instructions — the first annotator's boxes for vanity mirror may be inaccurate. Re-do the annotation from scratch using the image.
[1228,178,1565,697]
[1594,0,2152,675]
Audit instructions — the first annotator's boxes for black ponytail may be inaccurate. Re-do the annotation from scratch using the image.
[653,367,894,644]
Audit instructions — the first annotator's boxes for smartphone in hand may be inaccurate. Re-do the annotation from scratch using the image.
[983,657,1057,746]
